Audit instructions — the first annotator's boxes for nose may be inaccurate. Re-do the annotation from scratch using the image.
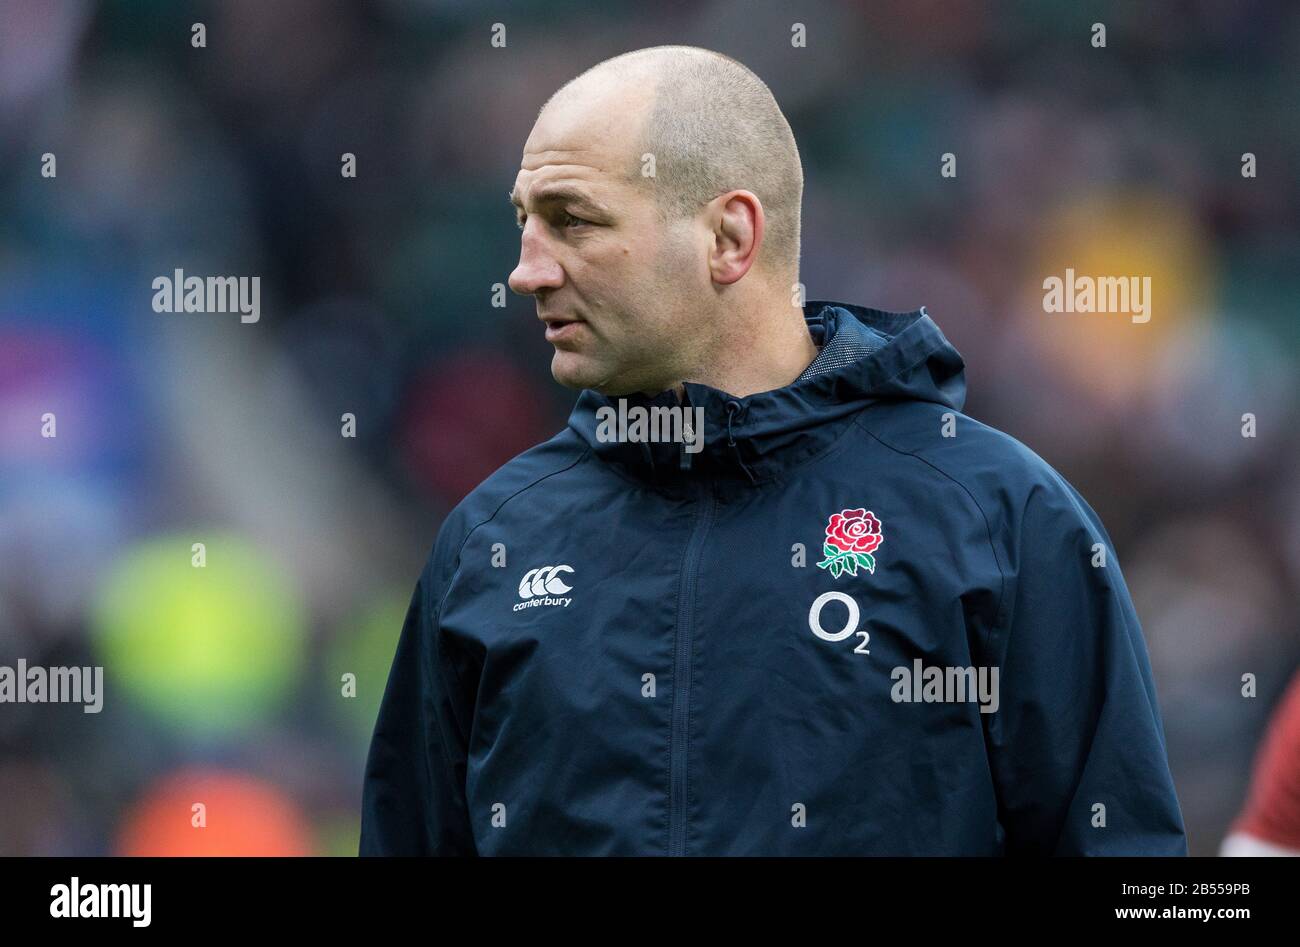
[508,220,565,296]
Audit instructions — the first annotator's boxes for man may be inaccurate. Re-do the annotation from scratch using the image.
[360,45,1186,855]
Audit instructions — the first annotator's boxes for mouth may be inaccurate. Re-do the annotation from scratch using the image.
[540,314,586,343]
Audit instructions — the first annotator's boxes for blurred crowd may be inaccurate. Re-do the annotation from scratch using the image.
[0,0,1297,856]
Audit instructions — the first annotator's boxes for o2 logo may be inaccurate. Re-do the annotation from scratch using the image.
[807,591,870,655]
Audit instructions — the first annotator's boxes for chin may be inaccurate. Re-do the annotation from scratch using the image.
[552,353,637,395]
[550,352,603,391]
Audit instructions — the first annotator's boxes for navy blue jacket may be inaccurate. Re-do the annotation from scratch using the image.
[360,300,1187,855]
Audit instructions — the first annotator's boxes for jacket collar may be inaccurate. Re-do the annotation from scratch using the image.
[566,300,965,490]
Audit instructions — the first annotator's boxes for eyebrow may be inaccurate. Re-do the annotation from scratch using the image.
[508,184,609,217]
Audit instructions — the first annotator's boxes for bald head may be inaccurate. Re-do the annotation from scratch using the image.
[511,46,815,397]
[542,46,803,283]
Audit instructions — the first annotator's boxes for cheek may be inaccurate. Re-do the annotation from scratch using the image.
[579,239,638,281]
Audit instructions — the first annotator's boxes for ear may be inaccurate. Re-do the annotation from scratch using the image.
[708,190,764,285]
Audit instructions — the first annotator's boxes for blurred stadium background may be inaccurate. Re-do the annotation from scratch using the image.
[0,0,1297,856]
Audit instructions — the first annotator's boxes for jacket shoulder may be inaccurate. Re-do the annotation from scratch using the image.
[852,402,1116,601]
[423,427,591,590]
[854,401,1084,514]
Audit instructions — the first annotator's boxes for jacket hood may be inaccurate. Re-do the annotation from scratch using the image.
[566,300,966,487]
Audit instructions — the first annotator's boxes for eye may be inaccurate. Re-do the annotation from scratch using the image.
[515,211,592,231]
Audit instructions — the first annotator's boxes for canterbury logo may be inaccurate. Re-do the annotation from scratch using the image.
[513,565,574,611]
[519,565,574,597]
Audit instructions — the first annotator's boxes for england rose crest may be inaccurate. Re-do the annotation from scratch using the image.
[815,508,884,579]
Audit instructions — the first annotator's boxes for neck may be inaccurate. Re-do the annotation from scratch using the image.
[687,297,818,399]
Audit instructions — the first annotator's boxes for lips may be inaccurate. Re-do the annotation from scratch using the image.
[540,313,585,343]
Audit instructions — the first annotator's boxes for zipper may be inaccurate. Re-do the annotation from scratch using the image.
[667,469,715,855]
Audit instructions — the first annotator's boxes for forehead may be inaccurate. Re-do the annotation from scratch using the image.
[512,80,652,204]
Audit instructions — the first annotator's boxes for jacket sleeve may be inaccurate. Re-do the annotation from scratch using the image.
[982,474,1187,855]
[359,538,477,855]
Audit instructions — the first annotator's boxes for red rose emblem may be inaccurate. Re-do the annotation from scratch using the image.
[826,508,883,555]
